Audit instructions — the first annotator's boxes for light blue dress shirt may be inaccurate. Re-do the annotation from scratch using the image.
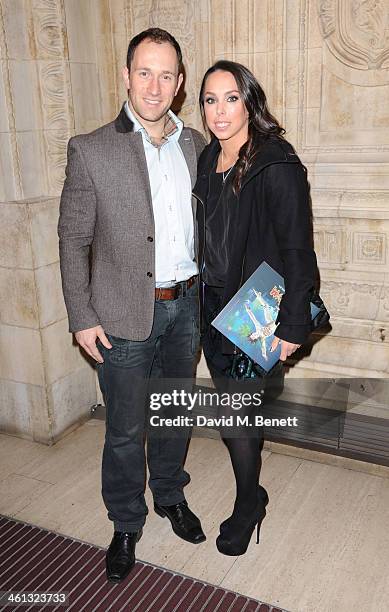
[125,102,198,288]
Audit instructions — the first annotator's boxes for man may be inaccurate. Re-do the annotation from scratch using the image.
[58,28,206,583]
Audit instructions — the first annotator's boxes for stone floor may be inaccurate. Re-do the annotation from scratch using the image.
[1,421,389,612]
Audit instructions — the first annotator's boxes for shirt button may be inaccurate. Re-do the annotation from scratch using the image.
[147,236,153,242]
[147,272,153,278]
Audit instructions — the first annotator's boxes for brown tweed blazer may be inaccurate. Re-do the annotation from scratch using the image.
[58,105,206,340]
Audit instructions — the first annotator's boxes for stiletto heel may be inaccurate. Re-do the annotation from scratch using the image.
[220,485,269,534]
[216,488,268,556]
[216,507,266,556]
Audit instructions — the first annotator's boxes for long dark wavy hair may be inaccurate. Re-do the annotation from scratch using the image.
[199,60,285,193]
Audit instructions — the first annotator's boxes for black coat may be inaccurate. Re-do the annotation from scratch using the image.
[193,136,318,352]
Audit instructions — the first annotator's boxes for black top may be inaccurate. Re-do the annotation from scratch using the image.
[203,167,236,288]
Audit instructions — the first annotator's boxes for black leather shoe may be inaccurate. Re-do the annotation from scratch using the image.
[154,501,206,544]
[105,529,142,583]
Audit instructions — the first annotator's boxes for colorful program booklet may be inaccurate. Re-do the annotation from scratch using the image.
[212,262,320,372]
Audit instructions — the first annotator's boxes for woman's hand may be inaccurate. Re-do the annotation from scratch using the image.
[271,337,301,361]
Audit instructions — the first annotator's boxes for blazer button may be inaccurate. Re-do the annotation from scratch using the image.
[147,236,153,242]
[147,272,153,277]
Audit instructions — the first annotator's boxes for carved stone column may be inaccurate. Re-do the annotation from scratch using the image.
[287,0,389,380]
[0,0,112,442]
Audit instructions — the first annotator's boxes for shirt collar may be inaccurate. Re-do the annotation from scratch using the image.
[124,101,183,147]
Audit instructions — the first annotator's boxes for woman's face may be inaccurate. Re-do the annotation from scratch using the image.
[202,70,249,147]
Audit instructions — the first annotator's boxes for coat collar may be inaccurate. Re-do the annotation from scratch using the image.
[114,104,135,133]
[196,135,301,190]
[178,131,196,188]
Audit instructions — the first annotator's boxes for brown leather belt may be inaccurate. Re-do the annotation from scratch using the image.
[155,275,197,301]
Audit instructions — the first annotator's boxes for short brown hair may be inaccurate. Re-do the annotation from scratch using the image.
[126,28,182,73]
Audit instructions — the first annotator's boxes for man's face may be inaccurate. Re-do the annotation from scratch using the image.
[122,39,183,132]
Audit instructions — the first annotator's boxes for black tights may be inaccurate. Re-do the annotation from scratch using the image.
[202,284,276,519]
[221,434,264,518]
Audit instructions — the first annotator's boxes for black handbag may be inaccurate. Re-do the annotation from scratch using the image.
[230,351,267,380]
[310,292,330,331]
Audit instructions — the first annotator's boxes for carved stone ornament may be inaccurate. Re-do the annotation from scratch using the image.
[32,0,67,59]
[354,232,386,264]
[318,0,389,69]
[148,0,195,62]
[320,280,382,317]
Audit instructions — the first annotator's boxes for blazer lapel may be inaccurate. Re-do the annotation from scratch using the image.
[128,132,154,217]
[114,104,153,218]
[178,129,199,256]
[179,130,197,188]
[115,105,198,221]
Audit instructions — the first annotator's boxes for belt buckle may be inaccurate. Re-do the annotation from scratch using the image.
[168,286,178,300]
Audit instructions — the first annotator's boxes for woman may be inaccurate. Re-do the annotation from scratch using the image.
[193,61,317,555]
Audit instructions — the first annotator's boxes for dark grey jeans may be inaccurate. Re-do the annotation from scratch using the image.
[97,280,200,532]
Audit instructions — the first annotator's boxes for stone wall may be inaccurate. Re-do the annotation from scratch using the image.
[0,0,127,442]
[1,0,388,443]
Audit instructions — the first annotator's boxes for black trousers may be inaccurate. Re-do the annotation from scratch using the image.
[97,281,199,532]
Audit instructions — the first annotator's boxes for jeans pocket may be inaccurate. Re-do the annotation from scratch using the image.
[104,334,128,363]
[106,333,128,345]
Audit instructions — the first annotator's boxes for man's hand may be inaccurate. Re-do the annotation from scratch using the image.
[271,337,301,361]
[75,325,112,363]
